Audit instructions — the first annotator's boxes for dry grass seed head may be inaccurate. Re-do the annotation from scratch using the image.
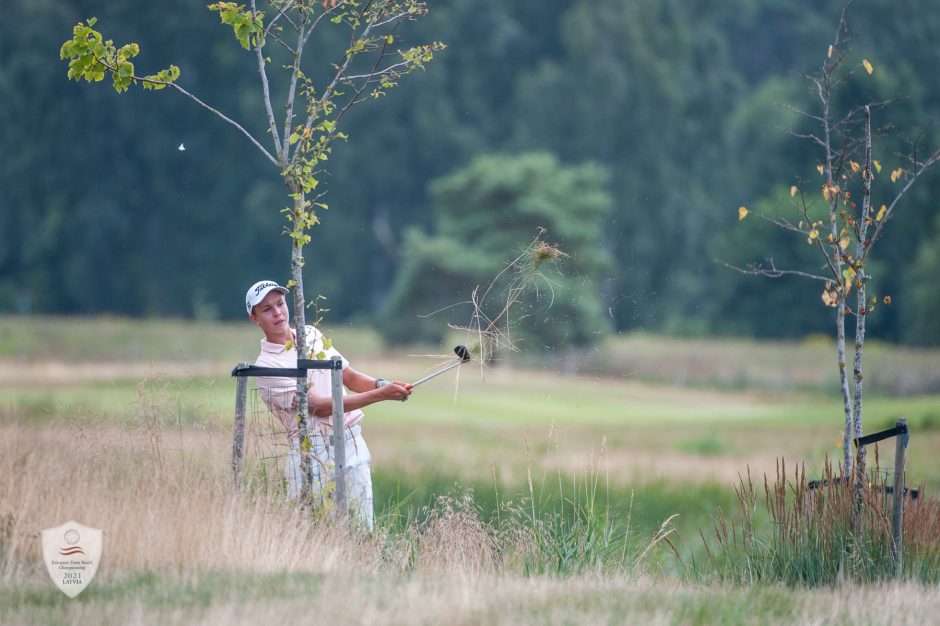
[414,493,497,576]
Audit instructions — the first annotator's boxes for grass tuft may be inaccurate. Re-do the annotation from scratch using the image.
[700,457,940,586]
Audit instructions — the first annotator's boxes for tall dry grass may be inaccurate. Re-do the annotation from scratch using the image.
[0,419,375,583]
[0,409,678,587]
[701,455,940,585]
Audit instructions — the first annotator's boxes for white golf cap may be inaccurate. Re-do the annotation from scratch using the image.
[246,280,289,315]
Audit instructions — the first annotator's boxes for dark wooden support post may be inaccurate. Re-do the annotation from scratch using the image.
[892,417,909,578]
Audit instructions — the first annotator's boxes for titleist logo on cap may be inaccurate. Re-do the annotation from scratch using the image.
[255,281,278,295]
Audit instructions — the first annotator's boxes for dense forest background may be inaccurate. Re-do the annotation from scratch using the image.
[3,0,940,346]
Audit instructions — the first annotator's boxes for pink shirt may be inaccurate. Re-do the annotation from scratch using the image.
[254,325,364,440]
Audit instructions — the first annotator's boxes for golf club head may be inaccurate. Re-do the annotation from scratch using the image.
[454,344,471,361]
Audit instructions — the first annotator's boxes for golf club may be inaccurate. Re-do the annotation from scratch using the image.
[410,344,472,388]
[379,345,471,402]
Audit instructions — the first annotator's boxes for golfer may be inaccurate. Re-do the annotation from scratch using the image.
[246,280,412,530]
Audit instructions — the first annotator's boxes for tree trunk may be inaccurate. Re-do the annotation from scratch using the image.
[290,185,313,499]
[837,303,853,474]
[823,93,853,476]
[853,107,874,491]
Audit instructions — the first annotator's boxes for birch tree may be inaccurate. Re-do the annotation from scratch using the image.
[60,1,442,497]
[725,5,940,482]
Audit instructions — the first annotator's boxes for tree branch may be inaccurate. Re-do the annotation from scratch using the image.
[252,0,283,161]
[779,102,824,124]
[167,82,279,165]
[282,11,311,160]
[290,2,378,167]
[785,130,827,150]
[264,0,299,32]
[91,52,278,165]
[715,258,830,282]
[865,146,940,256]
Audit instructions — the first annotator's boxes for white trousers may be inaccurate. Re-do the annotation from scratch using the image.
[285,426,374,531]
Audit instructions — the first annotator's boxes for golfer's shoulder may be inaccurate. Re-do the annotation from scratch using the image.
[254,351,278,367]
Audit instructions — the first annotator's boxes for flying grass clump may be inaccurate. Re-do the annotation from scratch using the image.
[450,229,569,364]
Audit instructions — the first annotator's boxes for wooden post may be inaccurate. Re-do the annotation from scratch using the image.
[330,357,348,523]
[232,362,249,489]
[892,417,908,578]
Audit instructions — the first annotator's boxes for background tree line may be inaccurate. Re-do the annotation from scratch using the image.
[2,0,939,346]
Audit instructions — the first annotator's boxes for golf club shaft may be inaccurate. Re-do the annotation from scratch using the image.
[411,360,463,388]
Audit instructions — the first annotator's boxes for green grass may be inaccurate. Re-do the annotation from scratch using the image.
[370,468,738,567]
[1,570,934,625]
[4,369,940,435]
[0,315,380,363]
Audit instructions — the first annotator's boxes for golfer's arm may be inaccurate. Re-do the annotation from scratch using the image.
[342,367,379,393]
[306,387,387,417]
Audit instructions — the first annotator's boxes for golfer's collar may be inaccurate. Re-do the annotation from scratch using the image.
[259,338,289,353]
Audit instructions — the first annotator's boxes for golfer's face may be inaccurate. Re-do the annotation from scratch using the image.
[252,291,289,336]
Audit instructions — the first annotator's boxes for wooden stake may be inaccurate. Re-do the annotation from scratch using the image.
[232,362,248,489]
[892,417,908,577]
[331,357,348,523]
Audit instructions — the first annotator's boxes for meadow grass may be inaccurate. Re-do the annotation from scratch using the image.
[698,458,940,586]
[4,315,938,394]
[0,315,381,363]
[4,366,940,492]
[4,362,940,430]
[3,316,940,622]
[2,420,939,625]
[0,419,689,613]
[4,566,940,625]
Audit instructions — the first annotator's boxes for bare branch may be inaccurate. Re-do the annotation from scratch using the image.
[344,57,415,82]
[90,52,278,165]
[317,25,400,145]
[290,2,378,167]
[865,146,940,256]
[264,0,299,32]
[779,103,824,124]
[371,9,412,29]
[793,186,844,282]
[282,11,311,160]
[264,29,299,54]
[252,0,283,160]
[306,0,348,35]
[715,258,830,282]
[785,130,828,150]
[167,82,279,166]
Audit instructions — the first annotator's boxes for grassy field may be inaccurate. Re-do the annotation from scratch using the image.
[2,315,939,623]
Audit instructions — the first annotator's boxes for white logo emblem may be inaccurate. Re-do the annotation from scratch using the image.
[41,520,103,598]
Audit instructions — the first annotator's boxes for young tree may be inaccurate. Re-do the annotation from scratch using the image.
[726,6,940,483]
[60,1,442,496]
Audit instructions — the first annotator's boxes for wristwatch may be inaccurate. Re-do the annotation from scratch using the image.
[374,377,388,388]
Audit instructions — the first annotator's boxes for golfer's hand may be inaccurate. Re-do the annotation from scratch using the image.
[376,381,412,402]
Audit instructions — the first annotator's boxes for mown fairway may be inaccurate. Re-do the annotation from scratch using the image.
[2,316,939,624]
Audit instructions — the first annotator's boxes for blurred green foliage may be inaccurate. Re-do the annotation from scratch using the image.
[381,153,612,349]
[2,0,940,344]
